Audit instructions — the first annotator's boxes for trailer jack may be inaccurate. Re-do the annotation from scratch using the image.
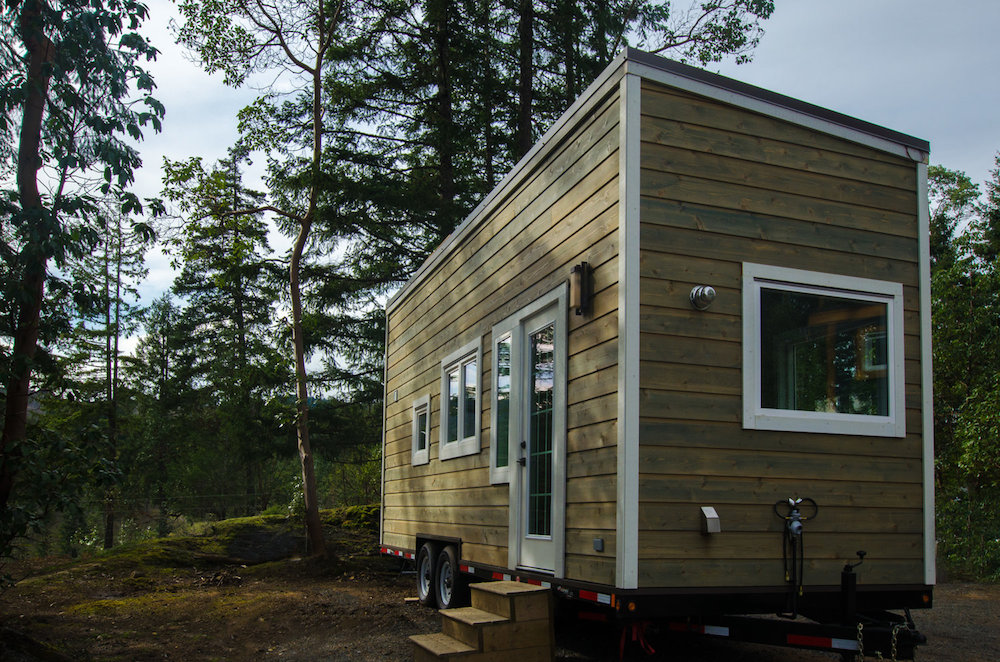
[618,621,656,660]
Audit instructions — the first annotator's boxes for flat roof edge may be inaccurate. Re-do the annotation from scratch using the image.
[625,48,929,154]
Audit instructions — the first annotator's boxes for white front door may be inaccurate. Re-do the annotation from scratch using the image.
[517,310,558,572]
[495,286,567,578]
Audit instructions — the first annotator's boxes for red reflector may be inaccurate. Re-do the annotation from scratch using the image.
[787,634,832,648]
[579,590,599,602]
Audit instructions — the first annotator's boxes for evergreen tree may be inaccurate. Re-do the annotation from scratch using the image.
[313,0,775,395]
[162,152,289,515]
[59,205,151,548]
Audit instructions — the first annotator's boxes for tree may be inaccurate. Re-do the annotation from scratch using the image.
[162,152,289,515]
[127,295,198,536]
[174,0,366,557]
[60,205,151,548]
[1,0,162,553]
[310,0,775,396]
[930,157,1000,579]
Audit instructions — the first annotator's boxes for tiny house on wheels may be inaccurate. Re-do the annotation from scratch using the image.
[380,49,933,658]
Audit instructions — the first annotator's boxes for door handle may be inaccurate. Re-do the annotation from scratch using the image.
[517,457,526,466]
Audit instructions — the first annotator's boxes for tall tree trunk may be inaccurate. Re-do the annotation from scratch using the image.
[103,231,116,550]
[290,9,329,558]
[516,0,534,158]
[229,159,255,514]
[428,0,455,228]
[1,0,55,512]
[561,0,578,106]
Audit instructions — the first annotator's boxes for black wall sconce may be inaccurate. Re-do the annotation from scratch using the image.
[570,262,593,316]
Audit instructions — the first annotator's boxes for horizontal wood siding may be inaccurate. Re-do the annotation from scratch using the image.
[382,90,621,585]
[636,82,925,589]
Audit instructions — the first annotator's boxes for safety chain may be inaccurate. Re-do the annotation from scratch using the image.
[890,623,906,661]
[856,621,906,662]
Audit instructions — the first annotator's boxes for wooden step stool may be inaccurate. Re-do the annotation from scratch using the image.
[410,581,554,662]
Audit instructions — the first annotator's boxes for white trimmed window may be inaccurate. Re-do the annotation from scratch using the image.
[742,263,905,438]
[439,339,482,460]
[489,285,568,485]
[490,331,514,484]
[411,394,430,466]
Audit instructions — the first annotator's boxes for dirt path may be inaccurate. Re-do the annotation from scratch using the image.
[2,528,996,661]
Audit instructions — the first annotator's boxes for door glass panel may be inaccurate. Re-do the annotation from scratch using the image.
[528,323,554,537]
[495,335,511,468]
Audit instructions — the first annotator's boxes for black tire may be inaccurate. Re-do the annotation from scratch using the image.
[416,542,438,607]
[434,545,468,609]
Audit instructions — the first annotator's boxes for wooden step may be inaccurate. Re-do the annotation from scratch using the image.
[409,632,476,662]
[440,607,509,648]
[470,581,552,623]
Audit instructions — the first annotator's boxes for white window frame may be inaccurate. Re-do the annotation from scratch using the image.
[489,330,516,484]
[439,339,482,460]
[742,262,906,438]
[490,285,567,490]
[411,394,430,466]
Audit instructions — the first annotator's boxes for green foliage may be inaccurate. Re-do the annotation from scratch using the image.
[2,0,162,564]
[304,1,775,398]
[931,156,1000,581]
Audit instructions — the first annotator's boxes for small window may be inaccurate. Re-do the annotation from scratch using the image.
[440,339,482,460]
[742,263,905,437]
[411,394,430,466]
[491,332,513,483]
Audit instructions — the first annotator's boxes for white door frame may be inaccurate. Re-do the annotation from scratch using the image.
[493,285,567,577]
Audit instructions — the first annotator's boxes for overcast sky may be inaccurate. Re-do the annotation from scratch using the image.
[131,0,1000,306]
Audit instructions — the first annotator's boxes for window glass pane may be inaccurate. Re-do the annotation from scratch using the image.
[463,360,477,439]
[447,368,459,443]
[495,335,511,468]
[417,410,428,451]
[760,288,889,416]
[528,324,554,537]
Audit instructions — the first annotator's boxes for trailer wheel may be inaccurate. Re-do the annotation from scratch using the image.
[416,542,437,607]
[434,545,468,609]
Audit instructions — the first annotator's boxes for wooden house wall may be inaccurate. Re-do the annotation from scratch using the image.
[382,89,623,586]
[635,81,926,589]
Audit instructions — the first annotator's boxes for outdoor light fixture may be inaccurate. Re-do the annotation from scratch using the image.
[689,285,716,310]
[570,262,592,315]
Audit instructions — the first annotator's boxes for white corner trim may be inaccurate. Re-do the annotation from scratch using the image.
[625,60,920,162]
[616,73,641,590]
[439,338,483,461]
[379,310,389,547]
[741,262,906,438]
[917,163,936,586]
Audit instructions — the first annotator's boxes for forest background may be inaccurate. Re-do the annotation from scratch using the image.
[2,0,999,582]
